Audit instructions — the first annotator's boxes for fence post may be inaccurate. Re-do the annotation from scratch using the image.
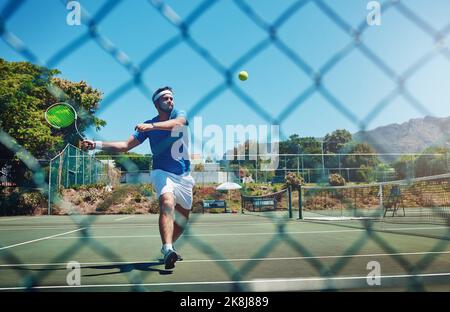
[58,149,64,191]
[82,150,85,184]
[48,159,52,215]
[256,157,258,183]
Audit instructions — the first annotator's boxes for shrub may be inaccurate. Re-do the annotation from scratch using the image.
[194,163,205,172]
[148,199,160,214]
[139,184,153,197]
[0,188,45,215]
[329,173,346,186]
[134,194,142,203]
[284,172,304,189]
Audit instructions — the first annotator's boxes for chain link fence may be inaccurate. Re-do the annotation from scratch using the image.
[48,144,121,214]
[1,0,450,291]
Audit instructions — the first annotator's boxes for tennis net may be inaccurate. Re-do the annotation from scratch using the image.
[241,188,293,219]
[300,173,450,225]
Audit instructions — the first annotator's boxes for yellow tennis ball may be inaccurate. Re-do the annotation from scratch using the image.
[238,71,248,81]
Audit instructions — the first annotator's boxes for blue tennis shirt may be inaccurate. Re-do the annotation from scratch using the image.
[133,109,190,175]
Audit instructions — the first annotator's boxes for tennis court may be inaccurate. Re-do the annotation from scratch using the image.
[1,213,449,292]
[1,0,450,295]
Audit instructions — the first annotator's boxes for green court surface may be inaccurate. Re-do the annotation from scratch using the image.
[0,214,449,292]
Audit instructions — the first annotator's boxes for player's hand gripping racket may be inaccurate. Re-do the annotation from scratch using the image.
[45,102,86,148]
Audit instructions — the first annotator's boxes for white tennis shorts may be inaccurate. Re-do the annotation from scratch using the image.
[150,169,195,210]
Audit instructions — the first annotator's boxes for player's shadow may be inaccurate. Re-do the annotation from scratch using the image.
[12,261,173,276]
[82,261,173,276]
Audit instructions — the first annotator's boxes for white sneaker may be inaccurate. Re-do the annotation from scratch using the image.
[161,246,183,261]
[163,249,179,270]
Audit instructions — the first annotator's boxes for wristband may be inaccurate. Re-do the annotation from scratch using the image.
[94,141,103,150]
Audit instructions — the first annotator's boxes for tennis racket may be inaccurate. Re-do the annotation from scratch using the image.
[45,102,86,147]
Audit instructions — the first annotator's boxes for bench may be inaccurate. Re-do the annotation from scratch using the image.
[202,200,227,213]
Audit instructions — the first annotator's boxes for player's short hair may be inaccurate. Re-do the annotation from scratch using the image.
[152,86,173,103]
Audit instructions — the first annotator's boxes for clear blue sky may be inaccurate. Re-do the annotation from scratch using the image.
[1,0,450,156]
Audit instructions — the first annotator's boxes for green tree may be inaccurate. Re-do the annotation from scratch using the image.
[414,147,449,177]
[96,151,152,172]
[278,135,323,181]
[393,147,450,179]
[342,143,380,182]
[323,129,352,154]
[0,58,105,184]
[392,155,411,179]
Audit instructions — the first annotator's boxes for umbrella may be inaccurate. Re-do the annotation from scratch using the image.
[216,182,242,191]
[216,182,242,212]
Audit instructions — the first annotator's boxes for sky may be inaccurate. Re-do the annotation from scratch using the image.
[1,0,450,157]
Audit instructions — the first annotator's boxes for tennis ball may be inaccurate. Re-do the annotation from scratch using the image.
[238,71,248,81]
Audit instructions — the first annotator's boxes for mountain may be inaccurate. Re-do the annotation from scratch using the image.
[353,116,450,154]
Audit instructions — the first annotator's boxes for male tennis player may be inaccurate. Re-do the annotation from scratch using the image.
[81,86,194,270]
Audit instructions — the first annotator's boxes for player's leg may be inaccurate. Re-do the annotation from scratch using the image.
[158,192,179,269]
[159,192,176,245]
[173,203,190,243]
[171,174,194,262]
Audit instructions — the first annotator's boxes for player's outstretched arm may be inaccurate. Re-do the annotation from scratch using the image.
[135,117,187,132]
[81,136,141,153]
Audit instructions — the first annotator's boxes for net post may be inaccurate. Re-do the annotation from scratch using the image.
[288,186,292,219]
[298,186,303,220]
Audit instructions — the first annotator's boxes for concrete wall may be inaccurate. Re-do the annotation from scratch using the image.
[191,171,238,184]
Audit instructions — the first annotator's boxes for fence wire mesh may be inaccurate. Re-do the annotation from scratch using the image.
[1,0,450,292]
[48,144,120,214]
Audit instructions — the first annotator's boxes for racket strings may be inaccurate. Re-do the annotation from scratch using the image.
[45,103,86,141]
[46,105,76,128]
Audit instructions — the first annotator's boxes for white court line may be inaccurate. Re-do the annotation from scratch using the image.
[47,229,364,239]
[113,216,135,222]
[0,223,447,234]
[0,272,449,291]
[0,226,87,231]
[0,228,87,251]
[1,250,450,267]
[0,217,29,222]
[47,226,450,240]
[251,272,450,291]
[0,221,279,230]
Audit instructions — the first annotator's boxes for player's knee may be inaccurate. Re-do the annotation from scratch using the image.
[160,199,175,214]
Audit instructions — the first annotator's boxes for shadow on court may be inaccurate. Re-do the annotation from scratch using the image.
[82,262,173,277]
[9,261,173,276]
